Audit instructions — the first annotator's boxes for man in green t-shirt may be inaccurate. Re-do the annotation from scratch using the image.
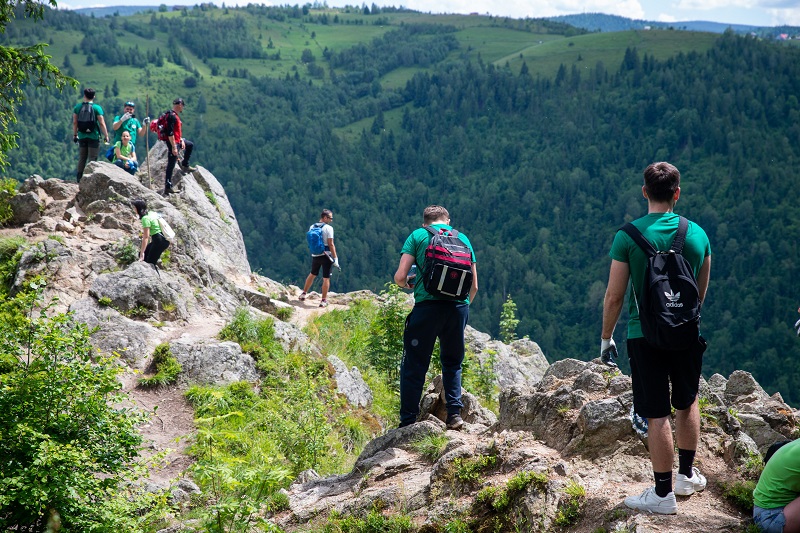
[72,87,109,183]
[753,439,800,532]
[393,205,478,430]
[601,162,711,515]
[112,101,144,146]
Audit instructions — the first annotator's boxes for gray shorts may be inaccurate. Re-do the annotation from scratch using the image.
[754,505,786,533]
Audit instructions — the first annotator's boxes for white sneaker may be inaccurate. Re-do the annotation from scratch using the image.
[624,487,677,515]
[319,300,328,308]
[298,292,307,301]
[675,467,707,496]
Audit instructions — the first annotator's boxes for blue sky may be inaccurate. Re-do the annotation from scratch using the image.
[56,0,800,27]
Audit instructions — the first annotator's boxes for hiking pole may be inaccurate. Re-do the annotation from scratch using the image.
[145,93,151,189]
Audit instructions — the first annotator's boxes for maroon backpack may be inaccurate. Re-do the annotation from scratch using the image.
[421,226,473,300]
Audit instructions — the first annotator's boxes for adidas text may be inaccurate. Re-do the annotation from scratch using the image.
[665,302,684,307]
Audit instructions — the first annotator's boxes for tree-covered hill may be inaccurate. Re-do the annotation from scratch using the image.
[4,4,800,404]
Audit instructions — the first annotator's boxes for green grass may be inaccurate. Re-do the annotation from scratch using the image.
[503,29,719,78]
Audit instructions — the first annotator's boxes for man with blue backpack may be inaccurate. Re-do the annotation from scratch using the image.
[299,209,339,308]
[601,162,711,515]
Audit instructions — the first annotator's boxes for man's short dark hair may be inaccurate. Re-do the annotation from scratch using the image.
[320,209,332,220]
[423,205,449,225]
[84,88,96,100]
[643,162,680,203]
[173,97,185,105]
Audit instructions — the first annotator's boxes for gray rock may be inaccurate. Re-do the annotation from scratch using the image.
[419,374,497,427]
[169,337,258,385]
[328,355,373,408]
[69,297,162,367]
[90,262,187,320]
[9,191,43,225]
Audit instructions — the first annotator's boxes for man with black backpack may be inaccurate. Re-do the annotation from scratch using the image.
[72,87,109,183]
[161,97,195,195]
[393,205,478,430]
[601,162,711,515]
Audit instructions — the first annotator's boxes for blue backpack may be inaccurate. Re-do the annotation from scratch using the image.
[307,223,326,255]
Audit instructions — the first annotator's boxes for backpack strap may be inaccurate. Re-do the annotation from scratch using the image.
[671,216,689,254]
[424,226,458,237]
[621,216,689,255]
[620,223,657,257]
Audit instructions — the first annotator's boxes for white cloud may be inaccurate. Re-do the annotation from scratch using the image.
[675,0,757,10]
[767,7,800,25]
[656,13,678,22]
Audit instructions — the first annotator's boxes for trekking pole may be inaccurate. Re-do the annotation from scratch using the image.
[145,93,151,189]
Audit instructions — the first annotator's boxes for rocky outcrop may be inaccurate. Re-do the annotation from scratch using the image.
[281,358,797,532]
[465,326,550,389]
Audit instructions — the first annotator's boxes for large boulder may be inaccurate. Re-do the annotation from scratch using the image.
[89,262,188,321]
[169,337,258,386]
[328,355,372,408]
[69,297,163,367]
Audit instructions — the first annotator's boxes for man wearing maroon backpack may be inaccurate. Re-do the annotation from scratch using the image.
[162,97,195,195]
[393,205,478,431]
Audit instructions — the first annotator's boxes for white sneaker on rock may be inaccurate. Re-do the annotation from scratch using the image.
[675,467,707,496]
[624,487,677,515]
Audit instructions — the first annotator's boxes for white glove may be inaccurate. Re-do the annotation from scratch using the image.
[333,258,340,270]
[600,337,618,367]
[795,317,800,336]
[142,116,151,125]
[120,112,132,121]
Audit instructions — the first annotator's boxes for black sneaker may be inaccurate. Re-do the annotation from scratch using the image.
[446,414,463,430]
[180,164,197,173]
[163,186,176,196]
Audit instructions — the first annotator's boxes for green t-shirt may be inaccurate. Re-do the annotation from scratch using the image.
[113,115,143,145]
[73,102,105,140]
[141,212,162,237]
[113,141,134,163]
[608,212,711,339]
[754,439,800,509]
[400,224,476,304]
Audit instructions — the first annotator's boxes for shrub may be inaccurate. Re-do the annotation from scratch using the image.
[720,479,756,513]
[0,177,17,226]
[499,294,519,343]
[554,479,586,527]
[275,305,293,321]
[366,283,408,388]
[113,238,139,267]
[138,343,182,388]
[0,285,163,531]
[410,433,449,462]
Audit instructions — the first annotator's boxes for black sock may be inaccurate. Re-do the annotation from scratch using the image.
[678,449,696,477]
[654,471,672,497]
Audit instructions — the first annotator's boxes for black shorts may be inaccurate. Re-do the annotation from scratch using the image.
[628,336,707,419]
[310,254,332,278]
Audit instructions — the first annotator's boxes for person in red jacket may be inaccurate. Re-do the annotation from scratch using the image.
[163,97,195,195]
